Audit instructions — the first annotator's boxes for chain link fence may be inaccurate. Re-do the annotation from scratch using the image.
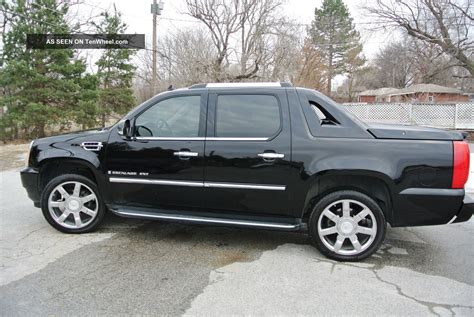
[342,103,474,130]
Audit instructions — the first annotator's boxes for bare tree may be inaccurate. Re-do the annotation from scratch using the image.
[134,0,301,91]
[159,29,216,85]
[265,21,303,82]
[184,0,286,81]
[407,39,473,89]
[364,0,473,76]
[134,49,156,103]
[373,41,415,88]
[236,0,284,79]
[346,37,470,93]
[185,0,242,80]
[293,39,327,90]
[133,28,217,102]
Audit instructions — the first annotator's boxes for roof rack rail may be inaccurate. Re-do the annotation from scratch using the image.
[189,82,292,89]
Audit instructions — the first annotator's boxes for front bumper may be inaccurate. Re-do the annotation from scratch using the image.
[453,194,474,223]
[20,167,40,207]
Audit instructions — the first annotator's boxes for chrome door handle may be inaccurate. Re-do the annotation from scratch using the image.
[258,153,285,159]
[173,151,198,157]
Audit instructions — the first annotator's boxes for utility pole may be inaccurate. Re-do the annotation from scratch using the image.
[151,0,164,94]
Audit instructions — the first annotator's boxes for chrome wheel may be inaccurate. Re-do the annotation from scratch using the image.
[317,199,377,256]
[48,181,99,229]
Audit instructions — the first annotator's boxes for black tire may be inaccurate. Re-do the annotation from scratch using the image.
[308,190,386,261]
[41,174,106,233]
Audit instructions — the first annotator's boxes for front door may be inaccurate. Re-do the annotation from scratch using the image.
[105,91,207,211]
[202,90,292,216]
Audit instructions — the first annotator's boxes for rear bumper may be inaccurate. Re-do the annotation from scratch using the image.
[393,188,466,226]
[453,194,473,223]
[20,167,40,207]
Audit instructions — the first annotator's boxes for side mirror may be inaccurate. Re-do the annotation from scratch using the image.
[123,119,133,139]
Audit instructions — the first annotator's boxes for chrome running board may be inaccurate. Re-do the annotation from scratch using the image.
[111,208,302,230]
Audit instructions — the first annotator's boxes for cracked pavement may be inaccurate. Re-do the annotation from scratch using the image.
[1,156,474,315]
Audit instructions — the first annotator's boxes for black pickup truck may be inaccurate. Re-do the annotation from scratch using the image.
[21,82,472,261]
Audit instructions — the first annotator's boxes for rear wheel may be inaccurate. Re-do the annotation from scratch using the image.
[308,190,386,261]
[41,174,105,233]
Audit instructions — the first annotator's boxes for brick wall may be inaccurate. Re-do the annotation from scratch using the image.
[358,96,375,103]
[408,93,469,103]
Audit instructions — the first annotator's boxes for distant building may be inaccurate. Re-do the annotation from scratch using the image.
[358,88,400,103]
[465,92,474,102]
[358,84,469,103]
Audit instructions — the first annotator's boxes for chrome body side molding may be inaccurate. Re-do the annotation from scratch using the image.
[109,177,204,187]
[133,136,269,142]
[399,188,464,196]
[109,177,286,191]
[135,137,206,141]
[204,182,285,191]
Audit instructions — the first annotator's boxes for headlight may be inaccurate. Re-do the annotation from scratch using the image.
[26,140,34,167]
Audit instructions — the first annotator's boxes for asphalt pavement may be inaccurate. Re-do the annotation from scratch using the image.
[0,164,473,315]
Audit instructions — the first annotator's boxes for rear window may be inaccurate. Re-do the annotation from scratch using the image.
[215,94,280,138]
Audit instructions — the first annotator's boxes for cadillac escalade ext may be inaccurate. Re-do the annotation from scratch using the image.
[21,82,472,261]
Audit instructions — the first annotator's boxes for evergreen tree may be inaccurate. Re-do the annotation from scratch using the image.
[73,73,100,130]
[309,0,363,96]
[0,0,95,138]
[94,8,136,127]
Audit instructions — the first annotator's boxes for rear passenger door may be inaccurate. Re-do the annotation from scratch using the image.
[203,89,292,216]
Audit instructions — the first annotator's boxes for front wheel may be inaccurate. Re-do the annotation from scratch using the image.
[308,190,386,261]
[41,174,106,233]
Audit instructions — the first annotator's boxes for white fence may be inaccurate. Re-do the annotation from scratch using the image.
[342,103,474,130]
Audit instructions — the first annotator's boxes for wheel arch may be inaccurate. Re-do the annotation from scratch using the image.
[38,158,101,194]
[301,171,394,224]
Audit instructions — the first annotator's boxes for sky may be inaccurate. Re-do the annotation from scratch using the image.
[0,0,396,86]
[76,0,392,58]
[70,0,394,86]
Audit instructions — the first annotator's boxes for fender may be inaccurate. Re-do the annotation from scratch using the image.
[33,137,109,199]
[37,147,101,169]
[300,168,394,222]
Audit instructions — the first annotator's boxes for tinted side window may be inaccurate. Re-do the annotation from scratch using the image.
[135,96,201,137]
[215,94,280,138]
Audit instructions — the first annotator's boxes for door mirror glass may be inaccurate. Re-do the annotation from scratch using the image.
[123,119,132,138]
[136,125,153,137]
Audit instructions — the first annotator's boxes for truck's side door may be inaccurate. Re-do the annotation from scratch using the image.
[202,89,292,216]
[105,91,207,211]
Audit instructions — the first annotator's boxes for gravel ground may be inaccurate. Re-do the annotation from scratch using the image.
[0,143,30,171]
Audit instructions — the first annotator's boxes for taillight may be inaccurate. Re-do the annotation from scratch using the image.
[452,141,470,189]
